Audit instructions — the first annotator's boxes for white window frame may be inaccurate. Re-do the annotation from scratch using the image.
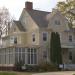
[55,20,60,25]
[32,33,36,43]
[68,35,73,42]
[42,32,48,42]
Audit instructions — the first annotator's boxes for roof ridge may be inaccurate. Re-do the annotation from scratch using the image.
[25,8,49,28]
[24,8,50,13]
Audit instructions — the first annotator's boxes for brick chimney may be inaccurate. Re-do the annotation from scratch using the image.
[25,1,33,10]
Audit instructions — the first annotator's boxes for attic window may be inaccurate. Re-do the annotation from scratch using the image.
[55,20,60,25]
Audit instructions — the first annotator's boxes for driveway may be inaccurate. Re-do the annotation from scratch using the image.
[32,71,75,75]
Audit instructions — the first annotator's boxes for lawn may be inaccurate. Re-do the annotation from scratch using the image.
[0,72,16,75]
[0,71,32,75]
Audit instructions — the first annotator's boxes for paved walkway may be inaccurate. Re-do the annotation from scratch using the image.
[32,71,75,75]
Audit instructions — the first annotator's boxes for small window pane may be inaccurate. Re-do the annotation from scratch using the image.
[69,51,72,60]
[22,53,25,64]
[31,48,33,53]
[28,48,30,53]
[34,48,36,53]
[34,54,37,64]
[28,53,30,64]
[15,53,18,63]
[31,54,34,64]
[22,48,25,53]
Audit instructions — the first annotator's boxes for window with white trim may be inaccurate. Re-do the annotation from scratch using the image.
[32,33,35,42]
[14,37,17,44]
[10,36,17,44]
[43,32,47,41]
[55,20,60,25]
[15,48,37,65]
[27,48,37,64]
[69,35,72,42]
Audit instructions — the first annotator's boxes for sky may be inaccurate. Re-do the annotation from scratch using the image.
[0,0,66,20]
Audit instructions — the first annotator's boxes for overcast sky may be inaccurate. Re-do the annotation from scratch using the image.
[0,0,66,20]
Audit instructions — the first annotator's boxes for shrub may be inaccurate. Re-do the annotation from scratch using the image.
[14,60,24,71]
[23,63,58,72]
[14,61,58,72]
[38,62,58,72]
[24,65,39,72]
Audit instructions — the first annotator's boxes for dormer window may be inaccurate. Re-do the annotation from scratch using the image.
[55,20,60,25]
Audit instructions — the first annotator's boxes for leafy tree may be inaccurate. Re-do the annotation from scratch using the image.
[56,0,75,28]
[50,32,62,66]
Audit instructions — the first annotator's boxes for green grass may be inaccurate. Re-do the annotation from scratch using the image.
[0,71,32,75]
[0,72,16,75]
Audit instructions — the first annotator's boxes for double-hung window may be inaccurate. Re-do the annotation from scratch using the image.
[43,32,47,41]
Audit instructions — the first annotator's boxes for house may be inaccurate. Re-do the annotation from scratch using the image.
[0,1,75,69]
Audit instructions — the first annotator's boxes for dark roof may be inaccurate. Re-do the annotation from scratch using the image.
[26,9,50,28]
[14,21,26,31]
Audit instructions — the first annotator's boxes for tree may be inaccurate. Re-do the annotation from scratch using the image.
[0,7,13,37]
[50,32,62,66]
[56,0,75,28]
[55,32,62,65]
[50,32,56,63]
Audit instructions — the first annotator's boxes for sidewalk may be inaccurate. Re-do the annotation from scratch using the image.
[32,71,75,75]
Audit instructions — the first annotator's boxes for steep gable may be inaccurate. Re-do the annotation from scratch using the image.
[48,9,69,32]
[26,9,50,28]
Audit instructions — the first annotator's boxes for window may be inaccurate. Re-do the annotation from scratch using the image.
[55,20,60,25]
[27,48,37,64]
[10,36,17,44]
[43,51,47,58]
[32,33,35,42]
[13,27,16,32]
[69,51,72,60]
[14,37,17,44]
[10,37,14,44]
[43,32,47,41]
[69,35,72,42]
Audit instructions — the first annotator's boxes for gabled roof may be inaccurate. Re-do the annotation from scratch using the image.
[48,9,68,21]
[26,9,50,28]
[14,21,26,31]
